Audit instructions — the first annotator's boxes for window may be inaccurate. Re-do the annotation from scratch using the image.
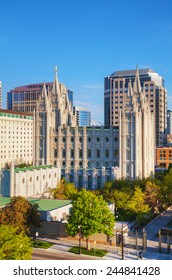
[97,176,101,189]
[105,149,109,157]
[79,149,82,158]
[71,149,74,157]
[88,176,92,190]
[88,149,91,158]
[78,175,82,188]
[62,149,66,158]
[97,149,100,158]
[54,149,57,157]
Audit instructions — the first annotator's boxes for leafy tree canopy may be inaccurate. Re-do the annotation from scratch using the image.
[0,196,40,234]
[66,189,114,249]
[50,178,77,200]
[0,225,32,260]
[127,187,150,215]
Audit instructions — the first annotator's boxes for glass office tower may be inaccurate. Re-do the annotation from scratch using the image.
[74,106,91,126]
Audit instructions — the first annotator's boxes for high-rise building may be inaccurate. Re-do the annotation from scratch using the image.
[7,81,73,113]
[0,109,33,170]
[74,106,91,126]
[104,68,167,147]
[167,109,172,134]
[0,81,2,108]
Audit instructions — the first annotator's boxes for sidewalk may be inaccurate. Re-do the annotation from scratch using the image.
[39,236,172,260]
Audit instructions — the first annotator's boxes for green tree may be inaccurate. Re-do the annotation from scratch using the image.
[0,225,32,260]
[127,187,150,225]
[113,189,131,210]
[50,178,77,199]
[0,196,40,233]
[66,189,115,250]
[99,181,115,202]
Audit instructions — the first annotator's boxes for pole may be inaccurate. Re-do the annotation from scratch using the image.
[121,219,124,260]
[78,226,81,254]
[116,214,124,260]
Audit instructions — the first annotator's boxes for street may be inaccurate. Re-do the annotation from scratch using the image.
[32,248,102,260]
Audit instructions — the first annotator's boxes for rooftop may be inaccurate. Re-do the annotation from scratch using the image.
[0,197,11,208]
[9,82,53,92]
[0,109,33,117]
[28,198,72,211]
[0,197,71,211]
[110,68,156,77]
[14,165,54,173]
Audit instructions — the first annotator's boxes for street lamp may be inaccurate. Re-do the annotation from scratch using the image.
[116,214,124,260]
[78,225,81,254]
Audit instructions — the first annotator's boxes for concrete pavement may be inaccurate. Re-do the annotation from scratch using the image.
[38,236,172,260]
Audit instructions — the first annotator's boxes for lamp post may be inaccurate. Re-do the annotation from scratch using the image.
[78,225,81,254]
[116,214,124,260]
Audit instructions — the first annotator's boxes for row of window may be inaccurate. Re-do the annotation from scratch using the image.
[54,136,119,143]
[65,174,111,189]
[22,173,57,183]
[60,161,117,168]
[53,149,119,158]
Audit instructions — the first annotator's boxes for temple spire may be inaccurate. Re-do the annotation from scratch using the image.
[53,65,60,96]
[42,81,48,99]
[133,66,141,94]
[128,79,133,97]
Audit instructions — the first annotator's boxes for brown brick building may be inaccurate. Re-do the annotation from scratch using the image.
[156,147,172,169]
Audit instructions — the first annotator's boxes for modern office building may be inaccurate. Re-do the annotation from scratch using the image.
[0,81,2,109]
[104,68,167,147]
[33,67,155,189]
[0,109,33,170]
[7,79,73,113]
[167,109,172,135]
[74,106,91,126]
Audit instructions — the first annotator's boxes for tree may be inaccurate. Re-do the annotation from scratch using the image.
[66,189,115,250]
[127,187,150,225]
[113,189,131,210]
[0,225,32,260]
[0,196,40,234]
[50,178,77,200]
[144,181,162,213]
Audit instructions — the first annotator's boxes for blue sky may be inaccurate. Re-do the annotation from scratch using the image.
[1,0,172,122]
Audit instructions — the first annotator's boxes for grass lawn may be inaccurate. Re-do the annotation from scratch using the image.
[69,246,107,257]
[32,239,54,249]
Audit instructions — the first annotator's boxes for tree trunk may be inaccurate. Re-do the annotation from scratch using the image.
[86,238,91,250]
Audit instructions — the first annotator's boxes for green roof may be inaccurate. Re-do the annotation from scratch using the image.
[28,199,72,211]
[0,197,71,211]
[0,197,11,208]
[14,165,53,173]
